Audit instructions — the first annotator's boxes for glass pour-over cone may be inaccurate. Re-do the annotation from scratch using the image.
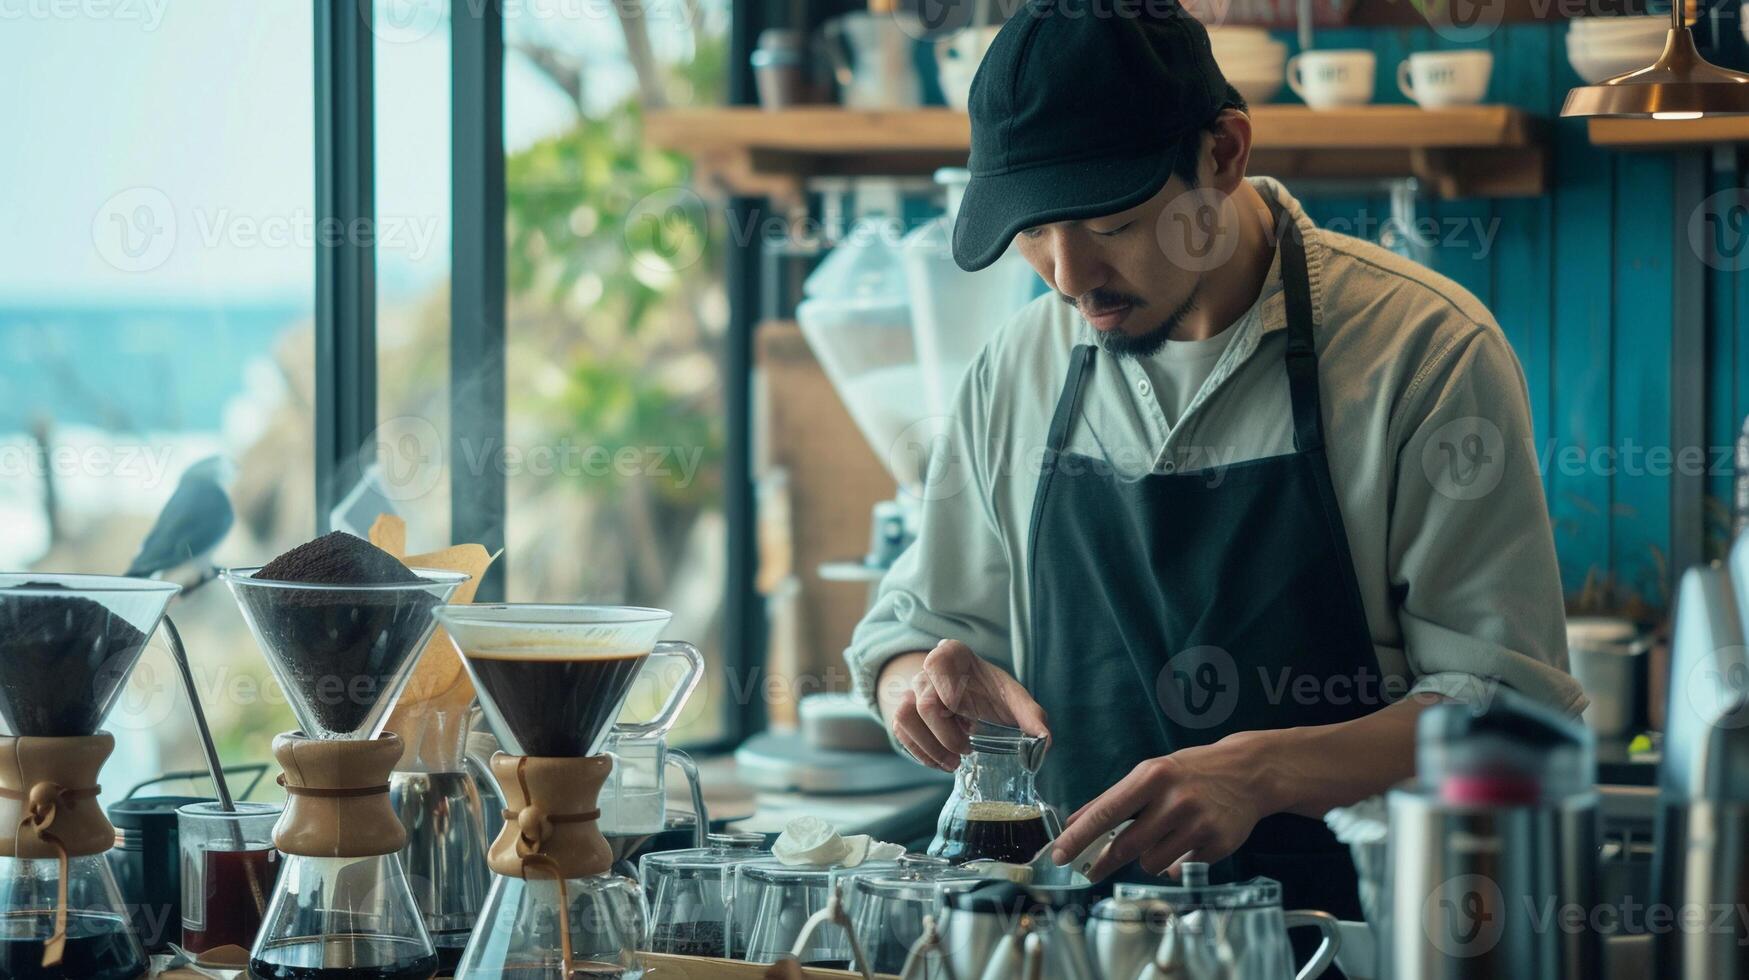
[225,568,467,739]
[436,605,672,757]
[0,574,179,736]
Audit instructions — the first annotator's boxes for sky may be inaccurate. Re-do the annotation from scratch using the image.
[0,0,613,306]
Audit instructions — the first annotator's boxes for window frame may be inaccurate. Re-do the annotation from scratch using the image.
[312,0,762,749]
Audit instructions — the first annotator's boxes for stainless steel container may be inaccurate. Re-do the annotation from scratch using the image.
[1381,691,1599,980]
[1383,786,1598,979]
[1652,555,1749,978]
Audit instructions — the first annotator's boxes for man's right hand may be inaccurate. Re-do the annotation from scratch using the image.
[874,639,1050,772]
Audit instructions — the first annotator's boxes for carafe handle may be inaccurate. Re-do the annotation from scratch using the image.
[899,915,958,980]
[1283,910,1343,980]
[789,881,874,980]
[666,748,708,848]
[616,640,705,740]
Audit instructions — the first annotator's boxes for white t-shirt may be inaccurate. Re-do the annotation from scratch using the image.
[1139,324,1239,429]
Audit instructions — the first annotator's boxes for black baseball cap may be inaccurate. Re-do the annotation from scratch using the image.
[952,0,1229,271]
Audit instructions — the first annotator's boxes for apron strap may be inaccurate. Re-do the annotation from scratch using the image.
[1275,204,1323,454]
[1045,344,1096,454]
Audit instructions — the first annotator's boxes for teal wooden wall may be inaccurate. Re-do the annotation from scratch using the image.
[1281,22,1723,613]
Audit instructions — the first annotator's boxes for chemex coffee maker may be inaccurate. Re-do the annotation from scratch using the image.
[0,573,179,980]
[435,604,701,978]
[225,541,466,980]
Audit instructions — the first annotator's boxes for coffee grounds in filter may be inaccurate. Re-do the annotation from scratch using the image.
[0,582,150,736]
[245,532,438,736]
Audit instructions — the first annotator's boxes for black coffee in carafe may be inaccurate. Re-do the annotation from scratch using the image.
[247,936,438,980]
[465,650,647,756]
[0,912,142,980]
[936,801,1052,864]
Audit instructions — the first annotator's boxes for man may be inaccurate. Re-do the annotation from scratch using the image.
[843,0,1585,919]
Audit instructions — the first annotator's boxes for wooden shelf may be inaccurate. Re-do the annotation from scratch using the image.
[645,106,1548,204]
[1588,116,1749,150]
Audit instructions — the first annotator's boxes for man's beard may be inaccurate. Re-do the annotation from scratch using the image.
[1063,283,1204,359]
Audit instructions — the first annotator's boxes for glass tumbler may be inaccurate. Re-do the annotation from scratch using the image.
[177,801,283,956]
[738,857,897,967]
[640,831,768,958]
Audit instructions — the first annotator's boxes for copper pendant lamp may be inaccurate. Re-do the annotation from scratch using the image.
[1561,4,1749,119]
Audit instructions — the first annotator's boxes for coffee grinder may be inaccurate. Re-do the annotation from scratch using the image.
[435,604,700,979]
[0,573,179,980]
[225,565,466,980]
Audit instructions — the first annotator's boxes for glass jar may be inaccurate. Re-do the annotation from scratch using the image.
[737,857,898,966]
[927,722,1060,864]
[639,832,769,959]
[845,854,983,974]
[176,801,283,956]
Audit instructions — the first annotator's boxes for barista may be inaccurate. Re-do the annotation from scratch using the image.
[844,1,1584,916]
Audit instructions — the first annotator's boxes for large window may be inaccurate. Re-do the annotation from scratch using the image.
[500,0,732,743]
[0,1,316,796]
[2,1,736,803]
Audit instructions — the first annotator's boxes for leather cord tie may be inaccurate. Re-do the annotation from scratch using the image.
[275,773,390,798]
[503,757,602,973]
[0,780,100,967]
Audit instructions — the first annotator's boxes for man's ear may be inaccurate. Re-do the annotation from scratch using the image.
[1205,109,1253,195]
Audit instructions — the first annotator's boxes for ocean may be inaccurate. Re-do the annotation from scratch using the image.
[0,301,308,434]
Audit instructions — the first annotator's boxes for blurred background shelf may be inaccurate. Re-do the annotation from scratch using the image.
[645,105,1548,202]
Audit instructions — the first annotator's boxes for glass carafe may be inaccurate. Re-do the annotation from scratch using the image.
[0,855,147,980]
[600,639,707,840]
[927,723,1060,864]
[453,873,645,978]
[640,831,769,958]
[248,854,437,980]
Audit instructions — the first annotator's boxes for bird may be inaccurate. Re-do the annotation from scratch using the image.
[126,455,237,593]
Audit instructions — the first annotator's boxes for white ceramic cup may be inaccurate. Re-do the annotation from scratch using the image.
[1286,49,1376,109]
[1396,50,1493,108]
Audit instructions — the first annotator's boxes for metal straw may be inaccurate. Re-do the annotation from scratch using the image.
[162,615,234,810]
[162,615,268,917]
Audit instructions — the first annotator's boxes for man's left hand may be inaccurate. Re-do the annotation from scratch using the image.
[1050,731,1276,881]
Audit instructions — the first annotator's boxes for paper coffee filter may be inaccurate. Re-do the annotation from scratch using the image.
[372,516,499,768]
[771,815,904,868]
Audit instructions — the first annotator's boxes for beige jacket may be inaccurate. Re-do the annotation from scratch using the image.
[845,178,1585,722]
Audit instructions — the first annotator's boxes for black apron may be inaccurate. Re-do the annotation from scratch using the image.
[1026,207,1373,921]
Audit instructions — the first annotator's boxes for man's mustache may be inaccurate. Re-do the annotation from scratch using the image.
[1060,288,1147,316]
